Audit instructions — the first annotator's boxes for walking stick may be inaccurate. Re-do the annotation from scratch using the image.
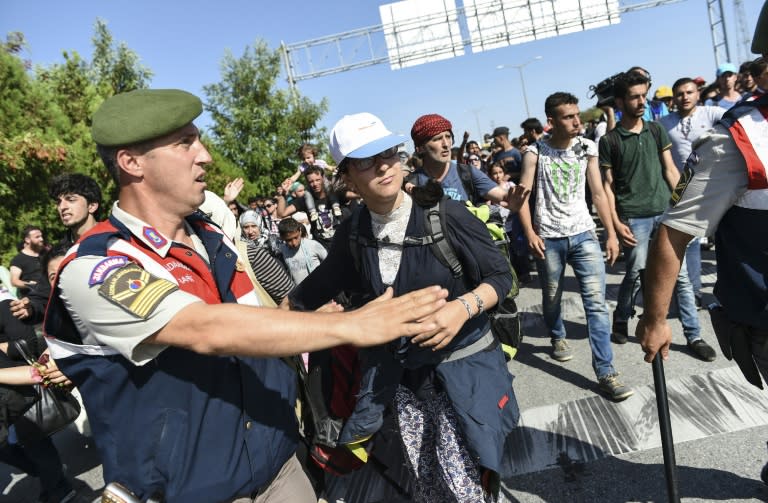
[639,269,680,503]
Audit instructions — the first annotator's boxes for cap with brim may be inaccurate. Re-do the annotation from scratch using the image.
[654,85,673,99]
[492,126,510,137]
[329,112,406,164]
[91,89,202,147]
[753,1,768,54]
[716,62,738,77]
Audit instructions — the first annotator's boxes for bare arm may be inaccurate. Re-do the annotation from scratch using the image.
[0,365,38,386]
[602,167,637,247]
[517,151,544,259]
[661,149,680,190]
[484,185,508,204]
[635,224,693,362]
[586,157,619,265]
[147,286,448,357]
[9,266,27,289]
[274,182,298,218]
[457,131,469,162]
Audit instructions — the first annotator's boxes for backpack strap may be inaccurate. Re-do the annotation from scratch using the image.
[421,198,463,278]
[647,120,663,152]
[349,198,463,279]
[347,206,369,274]
[646,120,667,171]
[606,129,622,172]
[455,162,478,204]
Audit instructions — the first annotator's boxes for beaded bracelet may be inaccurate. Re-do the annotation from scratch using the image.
[469,291,484,315]
[456,297,473,320]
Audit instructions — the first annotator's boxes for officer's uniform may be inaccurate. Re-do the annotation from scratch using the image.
[662,92,768,386]
[45,205,301,502]
[43,89,312,503]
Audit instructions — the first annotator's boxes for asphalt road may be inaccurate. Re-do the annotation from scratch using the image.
[3,247,767,503]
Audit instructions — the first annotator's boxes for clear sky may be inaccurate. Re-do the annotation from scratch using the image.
[2,0,764,151]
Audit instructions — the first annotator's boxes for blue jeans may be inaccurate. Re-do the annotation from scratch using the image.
[685,237,701,298]
[615,216,701,342]
[536,230,616,379]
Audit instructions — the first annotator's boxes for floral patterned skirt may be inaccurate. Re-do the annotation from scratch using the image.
[394,385,495,503]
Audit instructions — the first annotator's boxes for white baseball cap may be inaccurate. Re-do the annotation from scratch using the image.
[329,112,406,165]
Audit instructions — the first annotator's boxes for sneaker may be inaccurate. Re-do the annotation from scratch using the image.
[551,339,573,362]
[688,339,717,362]
[598,373,634,401]
[611,318,628,344]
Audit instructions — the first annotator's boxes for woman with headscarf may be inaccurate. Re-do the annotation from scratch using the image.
[239,210,294,304]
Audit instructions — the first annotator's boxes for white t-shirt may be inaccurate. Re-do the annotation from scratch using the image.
[659,106,725,170]
[529,137,597,239]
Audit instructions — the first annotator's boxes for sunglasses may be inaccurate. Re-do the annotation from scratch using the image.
[264,203,275,208]
[348,145,401,171]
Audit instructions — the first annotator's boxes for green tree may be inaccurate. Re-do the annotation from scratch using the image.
[203,40,328,196]
[0,22,154,263]
[91,19,152,96]
[0,36,70,263]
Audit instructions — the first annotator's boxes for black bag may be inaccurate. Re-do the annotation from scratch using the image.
[489,297,522,350]
[10,340,80,444]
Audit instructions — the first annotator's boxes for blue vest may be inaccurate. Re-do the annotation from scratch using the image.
[45,213,298,503]
[714,94,768,328]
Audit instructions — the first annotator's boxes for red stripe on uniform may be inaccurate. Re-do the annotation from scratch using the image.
[730,120,768,189]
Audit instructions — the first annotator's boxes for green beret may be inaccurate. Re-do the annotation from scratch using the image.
[91,89,202,147]
[753,1,768,54]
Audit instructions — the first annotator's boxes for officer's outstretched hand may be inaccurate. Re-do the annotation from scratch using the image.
[635,317,672,363]
[348,286,448,347]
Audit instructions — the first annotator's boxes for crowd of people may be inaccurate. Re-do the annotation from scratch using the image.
[0,6,766,501]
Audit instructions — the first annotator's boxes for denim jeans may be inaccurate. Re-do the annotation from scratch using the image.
[685,237,701,298]
[615,215,701,342]
[536,230,616,379]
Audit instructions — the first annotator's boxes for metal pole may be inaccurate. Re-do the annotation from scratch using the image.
[640,269,680,503]
[652,354,680,503]
[517,66,531,118]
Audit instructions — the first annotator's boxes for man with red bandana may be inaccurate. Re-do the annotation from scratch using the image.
[409,113,528,209]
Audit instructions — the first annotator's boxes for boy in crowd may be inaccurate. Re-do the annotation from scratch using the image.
[278,217,327,285]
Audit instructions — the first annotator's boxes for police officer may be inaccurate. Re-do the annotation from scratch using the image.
[636,0,768,482]
[43,89,448,503]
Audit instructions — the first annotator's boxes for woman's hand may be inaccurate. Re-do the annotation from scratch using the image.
[410,299,469,351]
[36,352,73,388]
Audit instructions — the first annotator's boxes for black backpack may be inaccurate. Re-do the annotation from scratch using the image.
[602,120,665,170]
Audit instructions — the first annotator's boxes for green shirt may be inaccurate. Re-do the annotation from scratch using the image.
[598,120,672,218]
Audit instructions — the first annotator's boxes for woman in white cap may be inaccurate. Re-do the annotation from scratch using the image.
[286,112,519,502]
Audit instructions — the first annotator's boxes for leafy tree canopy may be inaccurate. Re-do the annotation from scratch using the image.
[0,26,328,266]
[203,40,328,197]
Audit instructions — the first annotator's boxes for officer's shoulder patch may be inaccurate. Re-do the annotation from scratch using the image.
[670,152,699,207]
[88,255,130,286]
[98,263,177,319]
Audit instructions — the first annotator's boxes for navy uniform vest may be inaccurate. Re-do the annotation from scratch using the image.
[714,93,768,328]
[44,212,298,503]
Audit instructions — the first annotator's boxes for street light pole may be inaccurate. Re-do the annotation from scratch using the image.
[497,56,543,119]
